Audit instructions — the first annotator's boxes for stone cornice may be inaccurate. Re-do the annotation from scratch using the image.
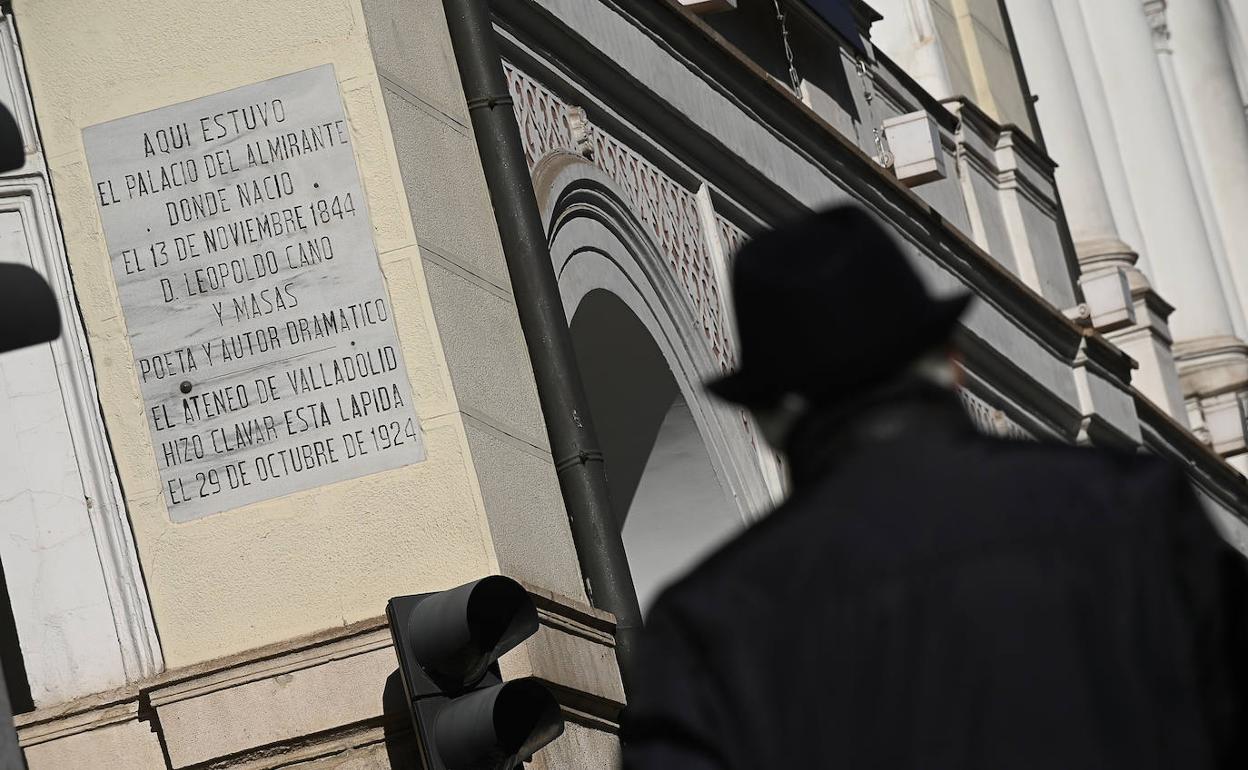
[17,584,623,764]
[942,96,1055,175]
[495,0,1086,365]
[1083,327,1138,384]
[1135,391,1248,515]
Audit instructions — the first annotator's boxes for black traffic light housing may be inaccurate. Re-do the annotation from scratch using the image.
[387,576,564,769]
[0,263,60,354]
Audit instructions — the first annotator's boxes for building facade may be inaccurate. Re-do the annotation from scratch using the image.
[1,0,1247,767]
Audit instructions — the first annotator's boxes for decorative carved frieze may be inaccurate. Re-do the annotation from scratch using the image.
[958,388,1033,440]
[506,65,576,168]
[716,215,748,262]
[503,62,742,371]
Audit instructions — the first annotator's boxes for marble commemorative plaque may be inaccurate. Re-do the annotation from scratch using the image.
[84,64,426,522]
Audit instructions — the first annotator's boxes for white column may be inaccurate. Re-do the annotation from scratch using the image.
[1051,0,1152,278]
[1004,0,1133,269]
[1147,1,1248,340]
[1075,0,1237,345]
[1007,0,1188,419]
[1167,0,1248,334]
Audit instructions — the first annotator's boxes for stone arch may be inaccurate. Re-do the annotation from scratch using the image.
[531,154,776,604]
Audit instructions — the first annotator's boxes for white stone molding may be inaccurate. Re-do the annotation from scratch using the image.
[0,19,33,156]
[1072,338,1145,448]
[940,98,1078,308]
[0,179,162,700]
[695,183,785,505]
[0,14,161,702]
[1105,274,1191,422]
[693,184,738,369]
[942,98,1020,272]
[1186,387,1248,461]
[992,129,1077,307]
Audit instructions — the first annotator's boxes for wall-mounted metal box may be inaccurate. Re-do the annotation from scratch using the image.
[882,110,947,186]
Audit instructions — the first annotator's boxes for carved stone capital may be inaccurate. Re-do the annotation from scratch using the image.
[1173,334,1248,399]
[1074,236,1139,272]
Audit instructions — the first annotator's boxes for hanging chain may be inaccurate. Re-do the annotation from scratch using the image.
[856,58,893,167]
[773,0,801,95]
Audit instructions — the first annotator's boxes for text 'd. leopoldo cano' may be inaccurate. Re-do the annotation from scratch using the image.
[84,64,425,522]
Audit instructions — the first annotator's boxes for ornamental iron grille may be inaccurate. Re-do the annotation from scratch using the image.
[503,61,743,373]
[958,389,1034,440]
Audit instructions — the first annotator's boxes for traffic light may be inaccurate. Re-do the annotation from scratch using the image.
[0,263,60,354]
[387,576,565,769]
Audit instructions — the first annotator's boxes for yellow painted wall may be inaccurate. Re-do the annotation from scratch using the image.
[948,0,1036,133]
[13,0,500,667]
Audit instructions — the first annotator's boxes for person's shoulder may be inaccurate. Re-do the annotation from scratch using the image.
[972,435,1180,486]
[969,437,1196,528]
[648,442,1193,626]
[644,490,828,625]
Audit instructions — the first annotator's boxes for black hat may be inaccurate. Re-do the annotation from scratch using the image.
[707,206,970,408]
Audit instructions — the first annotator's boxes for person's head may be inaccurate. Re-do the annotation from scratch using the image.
[706,206,970,449]
[750,345,962,450]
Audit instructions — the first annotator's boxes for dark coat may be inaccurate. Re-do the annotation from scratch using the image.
[622,393,1248,769]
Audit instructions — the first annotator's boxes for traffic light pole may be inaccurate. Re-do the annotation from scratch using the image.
[440,0,643,693]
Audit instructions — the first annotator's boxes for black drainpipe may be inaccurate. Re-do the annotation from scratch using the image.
[440,0,642,693]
